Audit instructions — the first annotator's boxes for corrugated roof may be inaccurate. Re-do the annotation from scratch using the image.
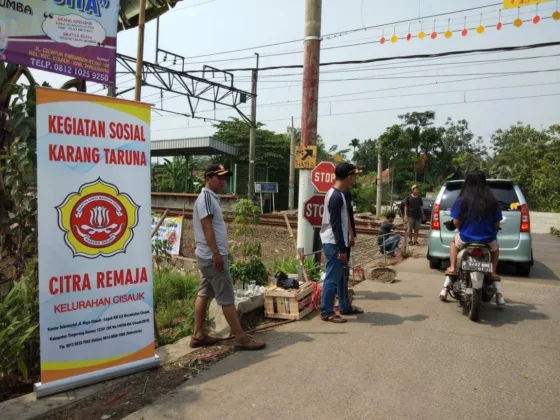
[151,137,239,157]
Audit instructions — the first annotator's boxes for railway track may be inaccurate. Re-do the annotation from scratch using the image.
[152,206,429,237]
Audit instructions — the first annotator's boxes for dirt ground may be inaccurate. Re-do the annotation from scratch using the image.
[178,219,395,270]
[180,219,298,268]
[38,343,238,420]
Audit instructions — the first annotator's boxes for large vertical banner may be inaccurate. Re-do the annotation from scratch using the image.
[0,0,118,84]
[35,87,159,397]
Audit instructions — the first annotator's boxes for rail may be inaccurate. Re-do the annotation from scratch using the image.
[151,205,429,237]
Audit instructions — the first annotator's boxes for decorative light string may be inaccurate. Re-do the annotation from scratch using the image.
[374,5,558,47]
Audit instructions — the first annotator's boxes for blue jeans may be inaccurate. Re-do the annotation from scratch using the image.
[321,243,351,317]
[381,235,400,253]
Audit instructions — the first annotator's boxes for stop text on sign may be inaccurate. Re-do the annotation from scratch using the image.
[313,172,335,184]
[305,202,324,219]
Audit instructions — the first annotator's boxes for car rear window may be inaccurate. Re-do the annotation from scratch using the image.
[440,182,520,211]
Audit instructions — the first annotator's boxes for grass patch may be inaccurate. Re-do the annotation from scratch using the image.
[154,269,199,344]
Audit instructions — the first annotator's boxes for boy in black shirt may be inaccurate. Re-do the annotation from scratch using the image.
[378,212,401,256]
[404,185,423,246]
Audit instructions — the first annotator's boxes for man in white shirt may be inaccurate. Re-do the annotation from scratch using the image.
[319,162,357,323]
[190,164,265,351]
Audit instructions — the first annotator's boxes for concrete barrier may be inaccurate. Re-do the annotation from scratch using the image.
[530,211,560,234]
[152,192,237,212]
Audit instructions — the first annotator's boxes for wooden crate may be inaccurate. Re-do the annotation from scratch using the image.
[264,281,316,320]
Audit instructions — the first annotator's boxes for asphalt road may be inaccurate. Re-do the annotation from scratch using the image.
[125,234,560,420]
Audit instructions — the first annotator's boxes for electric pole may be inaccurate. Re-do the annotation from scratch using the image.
[376,151,382,217]
[288,118,296,210]
[297,0,322,255]
[134,0,147,101]
[247,53,259,200]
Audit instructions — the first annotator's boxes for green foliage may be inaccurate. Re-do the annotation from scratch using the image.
[0,85,38,268]
[550,227,560,236]
[489,123,560,212]
[350,181,376,213]
[153,270,199,340]
[228,198,267,286]
[230,259,269,287]
[152,238,172,274]
[0,259,39,396]
[232,198,260,237]
[272,256,320,281]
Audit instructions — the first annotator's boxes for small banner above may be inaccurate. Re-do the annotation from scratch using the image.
[504,0,552,9]
[0,0,118,84]
[151,217,183,256]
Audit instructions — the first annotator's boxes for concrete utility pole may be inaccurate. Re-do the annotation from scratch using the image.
[134,0,147,101]
[288,121,296,210]
[376,151,382,217]
[297,0,322,255]
[247,53,259,200]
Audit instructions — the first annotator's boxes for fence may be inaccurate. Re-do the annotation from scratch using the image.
[297,229,410,283]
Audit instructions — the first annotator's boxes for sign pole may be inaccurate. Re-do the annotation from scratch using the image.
[134,0,148,101]
[297,0,322,257]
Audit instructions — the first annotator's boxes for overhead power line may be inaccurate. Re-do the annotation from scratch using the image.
[258,92,560,123]
[152,77,560,120]
[217,41,560,72]
[151,89,560,128]
[177,2,503,61]
[177,12,556,68]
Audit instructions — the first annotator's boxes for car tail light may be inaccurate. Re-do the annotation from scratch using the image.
[469,247,484,258]
[520,204,530,233]
[431,203,440,230]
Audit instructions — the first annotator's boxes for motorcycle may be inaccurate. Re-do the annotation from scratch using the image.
[439,220,500,322]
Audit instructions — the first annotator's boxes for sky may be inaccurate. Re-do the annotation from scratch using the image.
[32,0,560,151]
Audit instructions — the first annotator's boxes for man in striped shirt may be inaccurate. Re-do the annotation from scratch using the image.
[190,164,265,351]
[319,162,358,323]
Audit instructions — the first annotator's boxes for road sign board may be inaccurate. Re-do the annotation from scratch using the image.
[504,0,551,10]
[311,161,336,193]
[304,194,325,228]
[295,145,318,169]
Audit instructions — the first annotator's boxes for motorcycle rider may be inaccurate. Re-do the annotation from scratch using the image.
[439,170,505,306]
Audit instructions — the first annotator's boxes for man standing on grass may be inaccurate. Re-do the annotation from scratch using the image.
[342,166,364,315]
[404,185,423,246]
[190,164,265,351]
[320,162,357,323]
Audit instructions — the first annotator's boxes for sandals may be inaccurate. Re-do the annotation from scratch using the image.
[321,314,347,323]
[444,268,457,276]
[190,334,220,348]
[489,274,501,281]
[340,306,364,315]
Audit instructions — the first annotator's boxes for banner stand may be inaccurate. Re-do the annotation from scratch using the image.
[34,356,160,398]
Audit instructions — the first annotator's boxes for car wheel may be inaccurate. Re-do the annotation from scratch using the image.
[429,259,442,270]
[516,265,531,277]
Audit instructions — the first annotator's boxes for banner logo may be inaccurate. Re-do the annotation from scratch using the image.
[56,178,139,258]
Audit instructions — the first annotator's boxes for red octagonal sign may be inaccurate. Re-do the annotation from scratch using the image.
[304,194,325,228]
[311,161,336,193]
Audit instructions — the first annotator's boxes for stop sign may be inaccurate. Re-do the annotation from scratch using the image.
[311,161,336,193]
[304,194,325,228]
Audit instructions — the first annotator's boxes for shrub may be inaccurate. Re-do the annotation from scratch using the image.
[0,259,39,398]
[230,259,269,287]
[272,256,320,281]
[153,270,199,339]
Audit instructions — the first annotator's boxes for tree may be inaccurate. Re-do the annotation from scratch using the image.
[353,138,379,172]
[349,138,360,161]
[398,111,436,182]
[489,123,560,212]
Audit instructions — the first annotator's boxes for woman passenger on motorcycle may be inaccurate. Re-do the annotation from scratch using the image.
[441,170,505,306]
